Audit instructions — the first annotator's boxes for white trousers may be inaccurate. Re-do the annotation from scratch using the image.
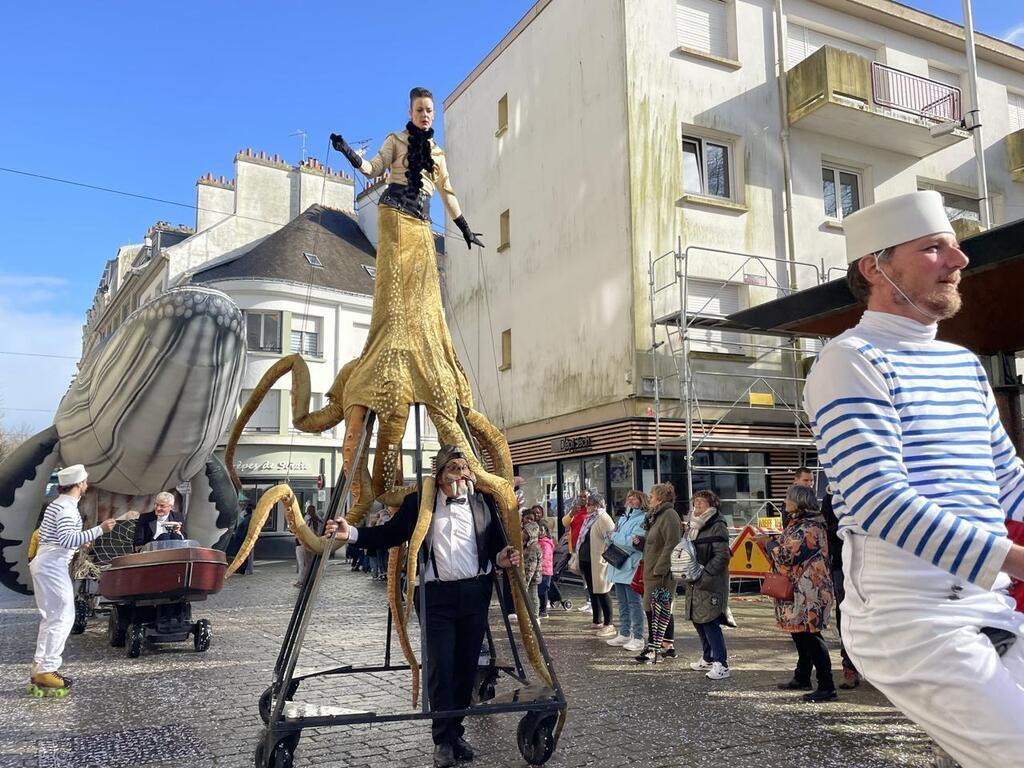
[295,545,308,577]
[842,534,1024,768]
[29,544,75,674]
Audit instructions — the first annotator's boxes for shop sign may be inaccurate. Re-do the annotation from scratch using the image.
[234,460,310,474]
[551,435,592,454]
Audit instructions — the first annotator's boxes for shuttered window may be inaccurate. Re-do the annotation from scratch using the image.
[241,390,281,433]
[676,0,728,58]
[1009,91,1024,134]
[290,314,321,357]
[685,279,743,354]
[786,22,874,67]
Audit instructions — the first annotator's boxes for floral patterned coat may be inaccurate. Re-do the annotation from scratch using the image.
[764,509,834,633]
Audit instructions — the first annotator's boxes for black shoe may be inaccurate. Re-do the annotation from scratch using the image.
[433,743,456,768]
[452,738,475,761]
[635,648,657,664]
[777,679,812,690]
[802,689,838,703]
[661,648,677,659]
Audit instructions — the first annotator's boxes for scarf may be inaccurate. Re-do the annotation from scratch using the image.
[577,507,601,548]
[405,121,435,194]
[686,507,718,541]
[642,501,671,531]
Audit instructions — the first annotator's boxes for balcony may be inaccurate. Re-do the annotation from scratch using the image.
[787,46,969,157]
[1008,128,1024,182]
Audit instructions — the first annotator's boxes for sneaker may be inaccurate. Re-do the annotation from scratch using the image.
[538,612,549,619]
[606,634,630,646]
[635,647,657,664]
[689,658,712,671]
[706,662,731,680]
[623,638,646,652]
[803,689,838,703]
[578,602,592,612]
[595,624,617,638]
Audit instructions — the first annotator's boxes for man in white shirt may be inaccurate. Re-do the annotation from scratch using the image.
[326,445,519,768]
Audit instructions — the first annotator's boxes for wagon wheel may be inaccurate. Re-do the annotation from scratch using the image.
[254,728,299,768]
[193,619,212,652]
[127,622,145,658]
[71,598,89,634]
[108,605,127,647]
[516,712,558,765]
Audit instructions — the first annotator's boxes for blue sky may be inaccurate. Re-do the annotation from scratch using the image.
[0,0,1021,432]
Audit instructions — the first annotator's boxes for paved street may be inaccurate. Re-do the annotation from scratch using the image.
[1,559,936,768]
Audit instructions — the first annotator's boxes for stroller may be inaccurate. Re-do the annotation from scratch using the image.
[544,531,576,611]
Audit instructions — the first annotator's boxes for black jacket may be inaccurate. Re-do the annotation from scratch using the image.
[356,489,508,575]
[134,509,186,547]
[821,493,843,570]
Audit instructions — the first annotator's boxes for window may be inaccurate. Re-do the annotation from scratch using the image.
[303,252,323,268]
[675,0,728,58]
[1009,90,1024,134]
[821,166,861,220]
[290,392,322,434]
[920,184,980,224]
[499,328,512,370]
[290,314,321,357]
[682,134,732,199]
[497,94,509,135]
[685,278,743,354]
[363,265,377,279]
[927,65,960,89]
[240,389,280,433]
[498,209,511,251]
[245,311,281,352]
[786,22,874,67]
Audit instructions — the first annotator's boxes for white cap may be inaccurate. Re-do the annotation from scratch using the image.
[843,190,953,265]
[57,464,88,485]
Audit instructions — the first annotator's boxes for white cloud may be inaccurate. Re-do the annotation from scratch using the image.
[0,277,82,435]
[1005,23,1024,46]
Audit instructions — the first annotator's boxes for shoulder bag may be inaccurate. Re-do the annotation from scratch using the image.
[601,541,630,568]
[760,572,795,601]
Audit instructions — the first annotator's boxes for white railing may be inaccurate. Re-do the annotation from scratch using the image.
[871,62,962,122]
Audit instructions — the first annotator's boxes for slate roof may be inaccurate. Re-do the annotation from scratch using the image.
[191,205,378,295]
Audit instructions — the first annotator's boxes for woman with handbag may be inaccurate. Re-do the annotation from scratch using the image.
[634,483,682,663]
[604,490,649,652]
[681,490,733,680]
[577,494,616,636]
[759,484,837,702]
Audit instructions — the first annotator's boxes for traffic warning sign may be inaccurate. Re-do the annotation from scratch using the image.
[728,525,773,578]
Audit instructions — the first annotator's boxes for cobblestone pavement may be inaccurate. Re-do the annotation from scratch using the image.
[0,559,937,768]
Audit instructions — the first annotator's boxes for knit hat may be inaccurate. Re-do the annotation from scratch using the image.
[57,464,88,485]
[843,190,953,264]
[433,445,466,476]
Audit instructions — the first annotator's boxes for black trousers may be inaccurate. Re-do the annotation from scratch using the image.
[831,567,858,674]
[579,559,612,625]
[415,575,493,745]
[791,631,835,692]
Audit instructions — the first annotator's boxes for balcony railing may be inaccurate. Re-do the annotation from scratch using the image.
[871,62,962,122]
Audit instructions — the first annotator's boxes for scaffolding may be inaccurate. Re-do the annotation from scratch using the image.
[647,240,830,527]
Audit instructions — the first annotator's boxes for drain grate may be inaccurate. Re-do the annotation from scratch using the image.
[37,724,208,768]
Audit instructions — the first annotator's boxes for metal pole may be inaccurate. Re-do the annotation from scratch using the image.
[962,0,992,228]
[677,236,694,502]
[648,250,662,483]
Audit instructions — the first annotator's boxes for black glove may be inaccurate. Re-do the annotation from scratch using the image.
[329,133,363,169]
[454,215,485,249]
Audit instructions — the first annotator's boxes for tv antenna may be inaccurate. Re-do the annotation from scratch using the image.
[290,129,308,162]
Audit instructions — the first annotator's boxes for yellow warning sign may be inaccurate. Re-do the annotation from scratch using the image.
[757,516,782,530]
[749,392,775,407]
[729,525,773,577]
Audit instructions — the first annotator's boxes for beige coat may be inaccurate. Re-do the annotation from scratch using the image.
[360,131,462,220]
[582,511,616,595]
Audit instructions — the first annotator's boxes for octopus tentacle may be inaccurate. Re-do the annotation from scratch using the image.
[403,477,437,622]
[227,484,295,575]
[463,407,514,482]
[386,544,420,707]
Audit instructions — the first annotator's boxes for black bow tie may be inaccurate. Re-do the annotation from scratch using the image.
[444,496,467,505]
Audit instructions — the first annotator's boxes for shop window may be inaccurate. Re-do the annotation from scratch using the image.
[245,310,281,353]
[609,452,636,516]
[240,389,281,433]
[517,461,558,524]
[583,456,607,505]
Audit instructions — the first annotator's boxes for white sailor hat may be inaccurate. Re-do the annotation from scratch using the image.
[57,464,88,485]
[843,190,953,264]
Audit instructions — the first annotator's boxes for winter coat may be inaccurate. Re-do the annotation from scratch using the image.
[683,512,731,625]
[764,508,834,633]
[538,535,554,577]
[579,510,616,595]
[606,508,646,585]
[641,502,682,610]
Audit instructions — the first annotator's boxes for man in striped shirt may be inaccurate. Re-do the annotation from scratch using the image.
[29,464,115,692]
[804,191,1024,767]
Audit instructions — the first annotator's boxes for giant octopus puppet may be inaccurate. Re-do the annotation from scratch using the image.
[0,286,245,594]
[225,87,553,698]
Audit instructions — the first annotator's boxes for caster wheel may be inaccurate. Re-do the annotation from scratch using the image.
[127,622,145,658]
[254,729,298,768]
[562,600,572,611]
[516,712,557,765]
[71,599,89,635]
[27,685,44,698]
[108,606,127,647]
[193,619,212,652]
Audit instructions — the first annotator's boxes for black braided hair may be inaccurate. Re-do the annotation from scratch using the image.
[405,121,435,194]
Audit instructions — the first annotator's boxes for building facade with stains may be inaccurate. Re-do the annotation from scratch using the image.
[441,0,1024,523]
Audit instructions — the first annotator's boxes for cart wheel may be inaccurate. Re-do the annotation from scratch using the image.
[516,712,558,765]
[127,622,145,658]
[562,600,572,611]
[254,729,298,768]
[71,599,89,635]
[108,606,127,647]
[472,666,499,704]
[193,619,212,652]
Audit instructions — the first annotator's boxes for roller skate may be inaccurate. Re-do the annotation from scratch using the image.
[26,670,72,698]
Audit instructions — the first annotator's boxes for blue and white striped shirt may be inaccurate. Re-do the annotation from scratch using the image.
[804,311,1024,588]
[38,494,103,552]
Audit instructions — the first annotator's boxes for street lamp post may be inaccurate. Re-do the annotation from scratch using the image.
[962,0,992,228]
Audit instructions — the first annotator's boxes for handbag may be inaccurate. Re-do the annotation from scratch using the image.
[760,572,795,601]
[567,549,581,575]
[601,541,630,568]
[630,559,645,595]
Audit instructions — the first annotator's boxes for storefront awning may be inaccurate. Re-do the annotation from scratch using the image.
[709,218,1024,355]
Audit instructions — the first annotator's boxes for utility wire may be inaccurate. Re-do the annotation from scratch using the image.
[0,350,78,360]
